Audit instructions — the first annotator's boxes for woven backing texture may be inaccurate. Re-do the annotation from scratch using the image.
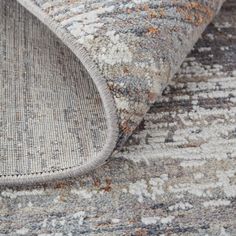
[0,0,108,180]
[0,0,225,185]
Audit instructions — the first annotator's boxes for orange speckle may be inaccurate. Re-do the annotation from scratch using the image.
[149,10,157,18]
[101,178,112,192]
[120,121,133,134]
[177,2,213,26]
[147,27,159,34]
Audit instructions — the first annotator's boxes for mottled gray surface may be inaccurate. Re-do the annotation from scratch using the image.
[0,1,236,235]
[25,0,224,140]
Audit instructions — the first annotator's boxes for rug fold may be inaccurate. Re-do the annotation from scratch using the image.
[0,0,224,185]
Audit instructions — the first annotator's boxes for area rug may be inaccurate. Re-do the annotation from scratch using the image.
[0,0,225,185]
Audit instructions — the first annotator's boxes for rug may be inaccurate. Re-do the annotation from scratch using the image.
[0,0,225,185]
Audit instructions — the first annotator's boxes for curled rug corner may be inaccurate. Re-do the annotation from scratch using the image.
[0,0,225,185]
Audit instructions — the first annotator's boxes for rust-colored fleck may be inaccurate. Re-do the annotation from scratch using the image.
[159,7,166,17]
[149,10,157,18]
[54,181,70,189]
[93,178,101,187]
[147,27,159,34]
[143,4,149,12]
[101,178,112,192]
[123,67,129,74]
[177,2,213,26]
[120,120,133,134]
[135,228,148,236]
